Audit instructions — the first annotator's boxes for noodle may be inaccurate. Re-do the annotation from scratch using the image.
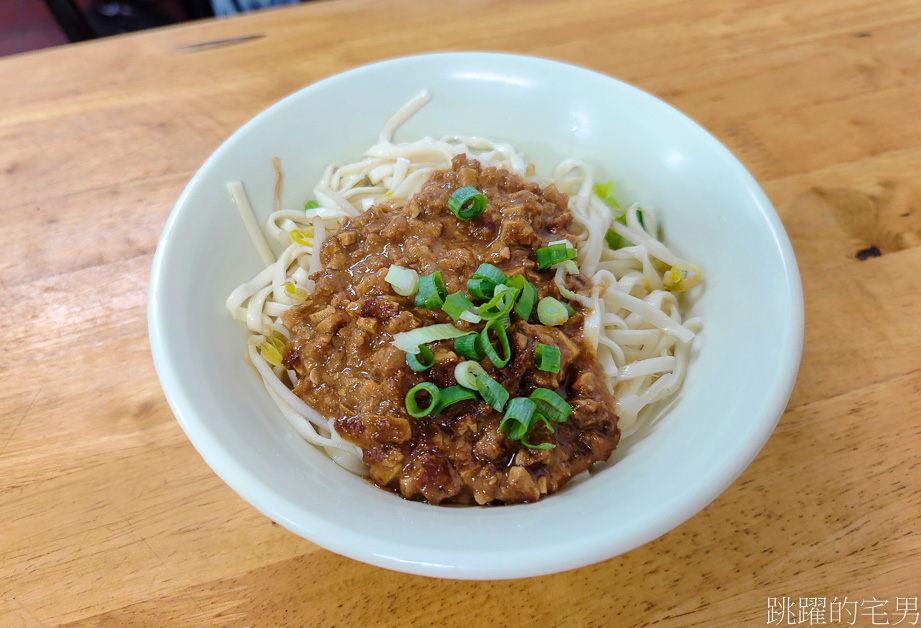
[226,90,703,473]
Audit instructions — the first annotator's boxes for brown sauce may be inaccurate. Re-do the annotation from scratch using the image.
[281,155,620,505]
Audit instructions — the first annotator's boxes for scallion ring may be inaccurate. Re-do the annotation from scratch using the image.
[433,385,477,413]
[521,436,555,451]
[454,332,483,360]
[537,297,570,326]
[536,242,578,270]
[554,260,579,301]
[405,382,440,418]
[447,186,488,220]
[508,276,538,320]
[392,323,468,354]
[472,263,508,286]
[529,388,573,423]
[455,361,487,390]
[499,397,536,441]
[467,277,497,300]
[536,414,556,433]
[385,264,419,297]
[504,275,526,291]
[477,286,520,320]
[458,308,482,324]
[477,319,511,368]
[405,345,435,372]
[534,343,561,373]
[476,374,509,412]
[414,271,447,309]
[441,291,474,322]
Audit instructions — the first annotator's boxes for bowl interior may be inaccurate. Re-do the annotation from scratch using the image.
[149,52,803,579]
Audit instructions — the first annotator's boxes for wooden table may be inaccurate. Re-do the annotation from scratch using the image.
[2,0,920,625]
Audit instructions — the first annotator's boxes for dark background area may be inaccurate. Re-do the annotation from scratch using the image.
[1,0,202,57]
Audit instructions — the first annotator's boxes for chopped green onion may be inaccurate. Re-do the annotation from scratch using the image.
[536,243,578,269]
[414,271,447,309]
[405,382,440,418]
[454,332,484,360]
[385,264,419,297]
[447,186,488,220]
[477,286,520,320]
[593,181,620,208]
[459,308,482,323]
[499,398,536,441]
[393,324,468,354]
[529,388,573,423]
[434,385,477,413]
[442,291,474,322]
[563,301,576,317]
[511,278,538,320]
[477,319,511,368]
[455,360,487,390]
[537,297,570,326]
[534,343,561,373]
[467,277,497,300]
[304,200,320,210]
[522,410,557,449]
[472,263,508,286]
[476,374,509,412]
[498,397,557,450]
[555,260,579,301]
[497,311,512,330]
[405,345,434,372]
[521,436,555,450]
[556,281,576,301]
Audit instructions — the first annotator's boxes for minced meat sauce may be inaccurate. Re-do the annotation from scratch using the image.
[281,155,620,505]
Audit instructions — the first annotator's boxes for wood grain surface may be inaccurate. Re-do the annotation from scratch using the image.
[2,0,920,625]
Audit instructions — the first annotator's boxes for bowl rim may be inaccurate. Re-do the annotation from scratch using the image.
[148,51,805,579]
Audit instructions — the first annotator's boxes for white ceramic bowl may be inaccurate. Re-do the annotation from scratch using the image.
[148,53,803,579]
